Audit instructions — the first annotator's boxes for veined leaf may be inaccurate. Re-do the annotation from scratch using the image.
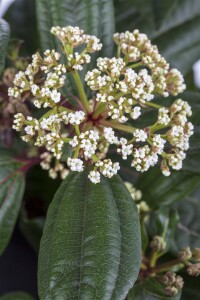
[0,19,10,74]
[0,151,25,255]
[38,171,141,299]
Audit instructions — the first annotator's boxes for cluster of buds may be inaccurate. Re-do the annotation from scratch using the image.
[9,26,193,182]
[159,272,184,296]
[178,247,200,277]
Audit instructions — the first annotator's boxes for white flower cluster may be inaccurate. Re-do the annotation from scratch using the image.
[51,26,102,70]
[85,63,154,123]
[8,49,66,109]
[69,130,100,159]
[114,29,186,97]
[10,26,193,183]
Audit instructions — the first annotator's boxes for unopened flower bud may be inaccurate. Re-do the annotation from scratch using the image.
[187,263,200,277]
[178,247,192,262]
[159,271,176,286]
[137,201,150,213]
[192,248,200,261]
[174,275,184,289]
[150,236,166,252]
[164,286,178,296]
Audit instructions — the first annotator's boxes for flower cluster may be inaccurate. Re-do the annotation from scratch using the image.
[10,26,193,182]
[114,30,186,97]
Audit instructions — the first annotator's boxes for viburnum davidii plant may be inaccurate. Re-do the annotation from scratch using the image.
[9,26,193,183]
[1,5,200,298]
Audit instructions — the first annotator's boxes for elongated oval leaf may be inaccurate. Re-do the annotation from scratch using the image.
[0,151,25,255]
[0,19,10,74]
[38,171,141,299]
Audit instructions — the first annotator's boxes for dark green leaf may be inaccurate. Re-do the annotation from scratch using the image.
[19,206,45,252]
[136,168,200,209]
[38,171,141,299]
[0,151,25,255]
[0,19,10,73]
[0,292,34,300]
[181,275,200,300]
[171,184,200,252]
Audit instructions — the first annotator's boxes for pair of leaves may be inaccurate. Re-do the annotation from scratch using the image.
[38,171,141,299]
[0,150,25,255]
[0,19,10,74]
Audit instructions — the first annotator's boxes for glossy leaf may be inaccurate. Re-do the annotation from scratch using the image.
[38,171,141,299]
[0,19,10,73]
[0,151,25,255]
[0,292,34,300]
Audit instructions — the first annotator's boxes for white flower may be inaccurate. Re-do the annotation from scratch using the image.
[51,90,61,103]
[67,158,84,172]
[130,106,141,119]
[68,111,85,125]
[88,171,101,183]
[103,127,119,144]
[133,129,148,142]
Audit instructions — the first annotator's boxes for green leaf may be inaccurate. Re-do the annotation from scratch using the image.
[0,292,34,300]
[128,278,182,300]
[171,184,200,252]
[19,206,45,252]
[38,171,141,299]
[147,208,179,251]
[136,168,200,209]
[0,19,10,74]
[181,275,200,300]
[0,151,25,255]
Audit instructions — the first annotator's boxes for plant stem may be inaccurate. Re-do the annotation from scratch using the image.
[145,102,163,109]
[93,103,107,119]
[101,119,136,133]
[74,125,80,136]
[72,71,90,113]
[152,259,183,273]
[127,61,142,69]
